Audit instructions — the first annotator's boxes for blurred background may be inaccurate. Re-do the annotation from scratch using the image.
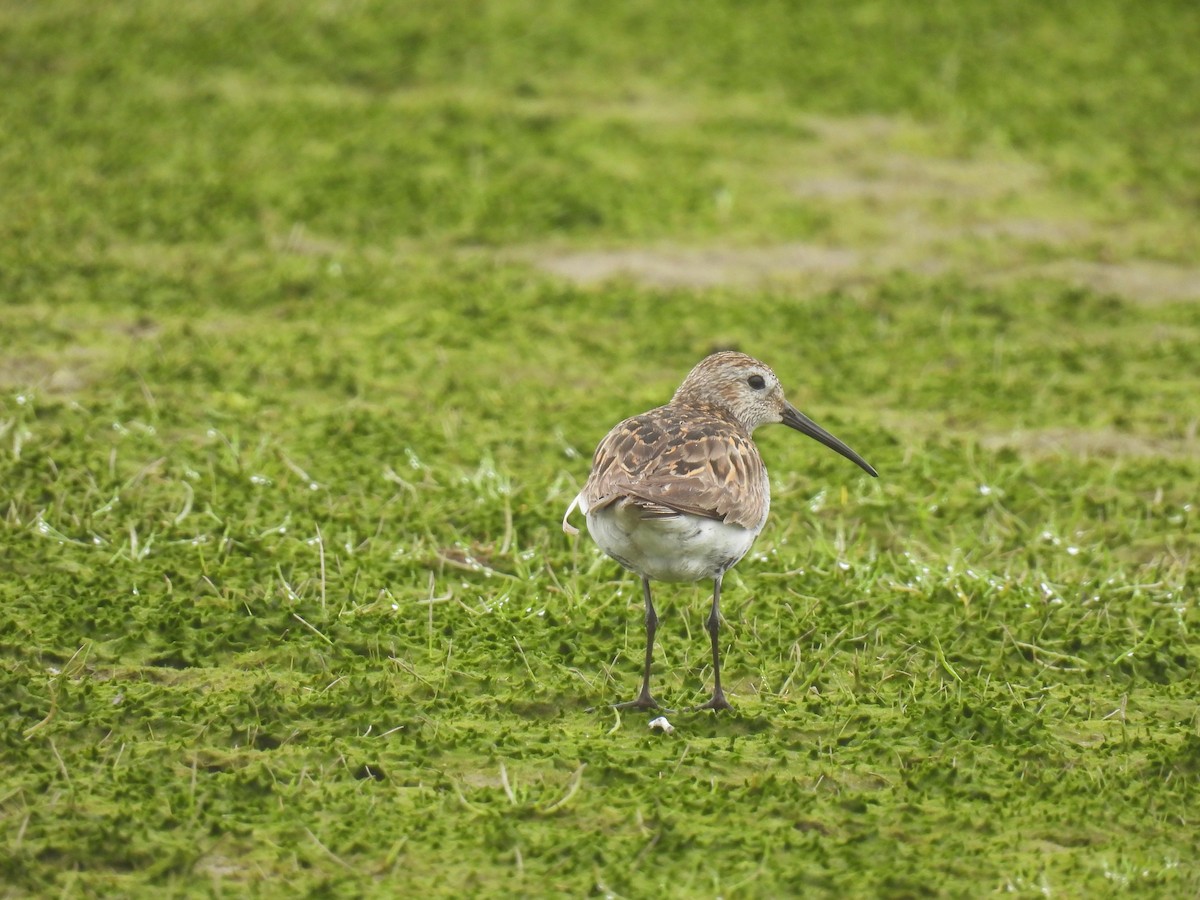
[3,1,1199,895]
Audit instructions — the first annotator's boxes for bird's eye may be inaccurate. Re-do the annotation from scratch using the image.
[747,374,766,390]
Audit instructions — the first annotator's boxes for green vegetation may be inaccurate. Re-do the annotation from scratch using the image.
[2,1,1198,896]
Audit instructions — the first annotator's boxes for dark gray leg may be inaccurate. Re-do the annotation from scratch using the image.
[612,577,665,711]
[691,573,732,711]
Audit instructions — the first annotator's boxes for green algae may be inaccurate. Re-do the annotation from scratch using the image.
[2,2,1199,896]
[3,269,1197,896]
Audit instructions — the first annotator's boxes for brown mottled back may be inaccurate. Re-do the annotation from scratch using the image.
[581,403,770,531]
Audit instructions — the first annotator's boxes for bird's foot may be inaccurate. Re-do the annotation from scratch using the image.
[686,691,733,713]
[592,691,671,713]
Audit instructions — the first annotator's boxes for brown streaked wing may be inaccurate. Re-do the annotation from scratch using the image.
[582,408,767,530]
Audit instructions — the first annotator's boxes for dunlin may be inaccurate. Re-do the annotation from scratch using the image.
[563,351,877,711]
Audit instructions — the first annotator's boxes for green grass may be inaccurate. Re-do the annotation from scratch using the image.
[2,1,1199,896]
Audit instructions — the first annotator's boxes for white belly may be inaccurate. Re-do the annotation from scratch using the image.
[585,504,758,583]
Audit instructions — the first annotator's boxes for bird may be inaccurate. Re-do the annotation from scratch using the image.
[563,351,877,712]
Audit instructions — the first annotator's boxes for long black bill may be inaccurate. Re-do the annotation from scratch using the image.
[781,403,878,477]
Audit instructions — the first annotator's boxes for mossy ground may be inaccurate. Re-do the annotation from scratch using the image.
[2,2,1199,896]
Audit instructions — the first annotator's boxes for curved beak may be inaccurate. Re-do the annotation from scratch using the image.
[781,403,878,477]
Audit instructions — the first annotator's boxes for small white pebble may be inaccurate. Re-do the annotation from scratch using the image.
[648,716,674,735]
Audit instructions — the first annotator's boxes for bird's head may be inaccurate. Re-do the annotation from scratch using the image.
[673,351,878,477]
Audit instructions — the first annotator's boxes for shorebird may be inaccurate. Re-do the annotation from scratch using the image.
[563,351,877,712]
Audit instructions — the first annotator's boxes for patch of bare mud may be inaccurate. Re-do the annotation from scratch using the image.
[529,237,1200,298]
[0,352,94,393]
[790,153,1043,204]
[1006,261,1200,304]
[790,116,1044,206]
[531,244,862,289]
[980,427,1200,460]
[526,113,1200,302]
[272,223,348,257]
[964,219,1089,242]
